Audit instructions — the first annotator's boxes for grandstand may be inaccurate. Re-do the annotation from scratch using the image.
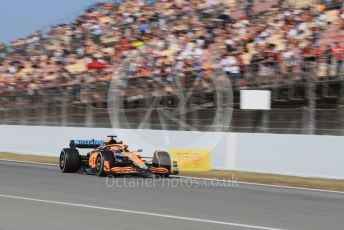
[0,0,343,135]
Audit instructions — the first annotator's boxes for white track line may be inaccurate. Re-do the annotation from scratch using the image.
[173,176,344,195]
[0,194,285,230]
[0,159,58,166]
[1,159,343,195]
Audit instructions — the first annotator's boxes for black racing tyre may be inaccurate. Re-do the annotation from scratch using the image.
[152,151,171,177]
[95,151,114,177]
[60,148,80,173]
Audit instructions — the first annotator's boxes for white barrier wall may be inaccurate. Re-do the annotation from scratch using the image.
[0,125,343,179]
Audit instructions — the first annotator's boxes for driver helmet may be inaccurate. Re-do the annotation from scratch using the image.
[104,137,117,145]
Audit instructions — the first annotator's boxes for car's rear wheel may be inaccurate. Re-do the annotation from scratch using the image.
[152,151,171,177]
[60,148,80,173]
[95,151,114,177]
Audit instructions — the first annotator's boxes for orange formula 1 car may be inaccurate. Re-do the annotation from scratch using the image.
[59,135,178,177]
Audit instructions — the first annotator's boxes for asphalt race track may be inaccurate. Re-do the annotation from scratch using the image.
[0,160,343,230]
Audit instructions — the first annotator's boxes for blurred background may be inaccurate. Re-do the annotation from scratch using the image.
[0,0,343,135]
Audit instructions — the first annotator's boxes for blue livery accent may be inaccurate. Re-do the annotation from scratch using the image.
[74,140,104,145]
[114,153,127,157]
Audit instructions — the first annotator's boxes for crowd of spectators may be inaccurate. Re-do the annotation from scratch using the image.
[0,0,344,102]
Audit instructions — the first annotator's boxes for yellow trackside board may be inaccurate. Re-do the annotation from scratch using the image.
[169,149,211,172]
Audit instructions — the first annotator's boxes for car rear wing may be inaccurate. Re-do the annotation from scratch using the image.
[70,140,104,149]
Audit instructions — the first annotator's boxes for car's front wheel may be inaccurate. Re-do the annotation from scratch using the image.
[95,151,113,177]
[152,151,171,177]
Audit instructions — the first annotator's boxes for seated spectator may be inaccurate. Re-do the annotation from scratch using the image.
[323,44,333,76]
[332,42,344,75]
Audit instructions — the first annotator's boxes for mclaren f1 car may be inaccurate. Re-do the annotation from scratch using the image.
[59,135,178,177]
